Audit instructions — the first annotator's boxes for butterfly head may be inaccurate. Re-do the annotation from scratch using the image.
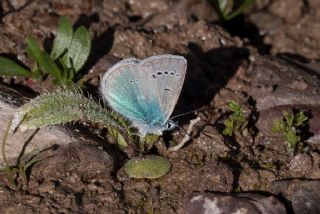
[165,119,177,131]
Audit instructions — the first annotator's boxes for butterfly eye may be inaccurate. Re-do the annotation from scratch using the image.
[166,122,176,130]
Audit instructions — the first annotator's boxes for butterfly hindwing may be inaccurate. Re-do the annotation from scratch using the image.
[140,55,187,121]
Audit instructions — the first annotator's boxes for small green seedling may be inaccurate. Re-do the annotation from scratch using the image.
[0,16,91,86]
[1,117,42,188]
[1,154,43,188]
[272,110,309,149]
[213,0,254,21]
[223,101,248,136]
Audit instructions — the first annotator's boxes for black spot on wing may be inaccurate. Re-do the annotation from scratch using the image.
[155,70,180,77]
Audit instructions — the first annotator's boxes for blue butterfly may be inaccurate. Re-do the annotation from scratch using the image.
[100,54,187,136]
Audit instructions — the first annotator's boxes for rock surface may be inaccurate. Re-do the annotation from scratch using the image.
[181,192,287,214]
[269,179,320,214]
[249,0,320,59]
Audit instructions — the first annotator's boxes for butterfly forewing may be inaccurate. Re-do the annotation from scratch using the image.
[101,58,165,126]
[140,55,187,121]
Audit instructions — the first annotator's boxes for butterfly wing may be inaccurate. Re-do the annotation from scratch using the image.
[140,55,187,122]
[100,58,167,129]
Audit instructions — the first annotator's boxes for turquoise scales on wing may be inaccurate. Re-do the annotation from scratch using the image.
[107,69,167,127]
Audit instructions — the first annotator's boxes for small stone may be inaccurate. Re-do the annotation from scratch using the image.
[38,181,56,194]
[31,143,114,180]
[194,126,230,157]
[182,192,287,214]
[239,167,261,191]
[309,152,320,179]
[288,153,313,177]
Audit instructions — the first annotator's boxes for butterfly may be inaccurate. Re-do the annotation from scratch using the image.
[100,54,187,137]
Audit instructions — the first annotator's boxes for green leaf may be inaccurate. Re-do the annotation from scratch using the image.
[0,56,31,77]
[50,16,73,60]
[285,128,300,148]
[63,26,91,73]
[271,119,283,133]
[27,36,61,80]
[124,155,171,179]
[295,111,308,126]
[217,0,254,21]
[224,119,234,128]
[225,0,254,20]
[228,101,241,112]
[223,127,233,136]
[42,52,63,80]
[27,36,45,63]
[218,0,228,12]
[283,111,294,127]
[109,127,128,148]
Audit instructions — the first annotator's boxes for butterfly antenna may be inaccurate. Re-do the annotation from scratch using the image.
[170,110,198,120]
